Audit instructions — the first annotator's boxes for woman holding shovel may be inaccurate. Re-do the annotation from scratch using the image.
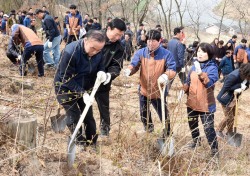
[183,43,219,157]
[216,63,250,140]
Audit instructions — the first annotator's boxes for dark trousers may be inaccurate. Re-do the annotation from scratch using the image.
[6,53,18,64]
[176,67,186,84]
[187,107,218,150]
[139,93,170,135]
[95,90,110,128]
[66,35,79,45]
[20,45,44,76]
[60,96,98,145]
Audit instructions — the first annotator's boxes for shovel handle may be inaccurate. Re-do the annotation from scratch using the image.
[157,80,167,129]
[233,93,240,133]
[67,78,102,152]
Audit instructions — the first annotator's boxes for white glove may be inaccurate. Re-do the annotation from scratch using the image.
[103,73,111,85]
[234,88,242,94]
[97,71,107,83]
[48,41,53,48]
[83,92,93,105]
[193,60,202,75]
[17,55,22,61]
[181,67,185,73]
[241,79,247,91]
[124,68,131,77]
[38,28,43,32]
[158,74,169,85]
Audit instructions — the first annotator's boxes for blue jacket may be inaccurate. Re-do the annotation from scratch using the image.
[217,69,249,106]
[42,14,60,42]
[54,39,105,96]
[219,56,233,75]
[167,37,186,68]
[246,47,250,62]
[1,19,7,34]
[23,17,31,27]
[185,59,218,113]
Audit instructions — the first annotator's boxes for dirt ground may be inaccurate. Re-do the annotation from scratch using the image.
[0,34,250,176]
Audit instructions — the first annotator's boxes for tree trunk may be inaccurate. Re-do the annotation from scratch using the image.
[0,106,37,150]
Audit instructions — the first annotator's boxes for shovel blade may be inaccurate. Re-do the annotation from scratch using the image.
[156,137,175,157]
[50,114,66,133]
[67,136,76,167]
[226,132,242,147]
[27,63,35,74]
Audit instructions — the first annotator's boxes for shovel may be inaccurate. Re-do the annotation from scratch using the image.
[73,30,79,41]
[67,75,104,167]
[226,91,242,147]
[50,104,66,133]
[156,80,175,157]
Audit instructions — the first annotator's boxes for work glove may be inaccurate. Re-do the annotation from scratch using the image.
[241,79,247,91]
[193,60,202,75]
[83,92,93,105]
[234,88,242,94]
[38,28,43,32]
[97,71,107,83]
[181,67,186,73]
[103,73,111,85]
[48,41,53,48]
[158,74,169,85]
[124,68,131,77]
[17,55,22,61]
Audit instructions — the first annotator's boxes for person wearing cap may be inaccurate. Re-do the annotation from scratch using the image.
[1,14,8,34]
[35,9,61,69]
[11,24,44,76]
[95,18,126,136]
[168,27,186,85]
[124,29,176,134]
[65,4,82,44]
[23,12,32,27]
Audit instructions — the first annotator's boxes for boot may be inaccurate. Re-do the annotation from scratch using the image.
[187,137,201,149]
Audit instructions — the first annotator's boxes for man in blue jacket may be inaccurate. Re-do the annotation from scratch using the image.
[54,30,111,146]
[35,9,61,69]
[168,27,186,85]
[217,63,250,139]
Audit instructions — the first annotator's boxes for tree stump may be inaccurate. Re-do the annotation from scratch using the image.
[0,105,37,150]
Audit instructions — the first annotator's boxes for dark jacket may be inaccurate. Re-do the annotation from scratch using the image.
[168,37,186,69]
[6,37,19,58]
[98,34,125,91]
[54,39,105,99]
[121,39,133,56]
[217,69,249,106]
[42,14,60,42]
[214,46,226,59]
[92,22,102,30]
[85,23,94,32]
[219,56,233,75]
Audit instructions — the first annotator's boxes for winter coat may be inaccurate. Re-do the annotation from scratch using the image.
[6,37,19,58]
[219,56,233,75]
[65,11,82,35]
[92,22,102,30]
[23,17,31,27]
[11,24,43,48]
[129,46,176,99]
[184,59,219,113]
[97,34,125,92]
[42,14,60,42]
[217,69,249,106]
[168,37,186,69]
[54,39,105,97]
[234,44,247,63]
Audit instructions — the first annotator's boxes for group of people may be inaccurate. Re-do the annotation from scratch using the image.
[2,4,250,159]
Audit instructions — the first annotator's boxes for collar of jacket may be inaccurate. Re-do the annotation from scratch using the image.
[147,46,161,57]
[200,59,217,69]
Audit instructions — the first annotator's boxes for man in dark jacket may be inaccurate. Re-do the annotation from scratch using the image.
[92,17,102,30]
[121,32,133,61]
[54,30,111,146]
[6,37,21,65]
[216,63,250,139]
[168,27,186,84]
[35,9,61,68]
[95,18,126,136]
